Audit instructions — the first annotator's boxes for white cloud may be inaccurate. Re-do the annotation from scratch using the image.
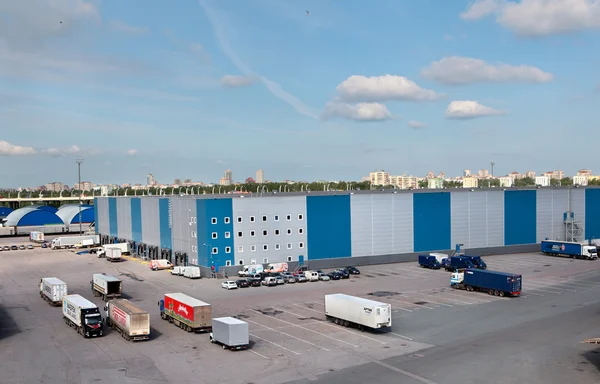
[421,56,553,85]
[42,145,81,157]
[127,149,138,156]
[335,75,444,103]
[407,120,427,129]
[445,100,506,119]
[198,0,318,119]
[461,0,600,36]
[220,75,259,88]
[321,102,394,122]
[0,140,37,156]
[109,20,149,35]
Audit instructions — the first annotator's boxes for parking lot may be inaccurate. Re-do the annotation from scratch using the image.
[2,239,600,384]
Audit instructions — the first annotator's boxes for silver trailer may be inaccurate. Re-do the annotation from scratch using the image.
[62,294,103,338]
[210,317,249,350]
[40,277,68,306]
[91,273,123,301]
[325,294,392,330]
[51,235,99,250]
[105,247,123,262]
[105,299,150,341]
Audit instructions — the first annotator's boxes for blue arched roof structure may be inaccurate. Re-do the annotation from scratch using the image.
[27,204,58,212]
[58,203,92,211]
[4,207,63,226]
[56,205,95,224]
[0,207,13,217]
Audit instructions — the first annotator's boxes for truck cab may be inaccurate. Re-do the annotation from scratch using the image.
[461,255,487,269]
[418,255,441,269]
[82,309,103,336]
[444,256,475,272]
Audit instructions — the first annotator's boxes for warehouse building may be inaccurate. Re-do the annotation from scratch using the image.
[95,188,600,274]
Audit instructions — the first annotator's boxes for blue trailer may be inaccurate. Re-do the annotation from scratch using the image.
[443,256,475,272]
[540,240,598,260]
[450,269,521,297]
[418,255,441,269]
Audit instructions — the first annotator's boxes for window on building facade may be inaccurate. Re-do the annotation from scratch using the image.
[286,214,291,221]
[238,260,244,265]
[237,216,242,223]
[298,214,304,220]
[275,243,280,250]
[225,260,231,266]
[262,215,267,222]
[299,242,304,249]
[212,232,217,239]
[238,231,243,237]
[225,246,231,253]
[298,228,303,234]
[287,256,293,262]
[238,246,243,252]
[211,217,217,224]
[274,215,279,221]
[251,245,256,252]
[250,230,255,237]
[275,229,280,235]
[224,217,230,224]
[263,257,268,263]
[287,228,292,235]
[287,243,292,250]
[212,247,218,254]
[262,230,268,236]
[263,244,268,251]
[250,216,255,223]
[225,232,231,238]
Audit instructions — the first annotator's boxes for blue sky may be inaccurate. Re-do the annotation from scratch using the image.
[1,0,599,187]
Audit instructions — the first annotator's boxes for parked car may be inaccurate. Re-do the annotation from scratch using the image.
[3,245,9,251]
[335,269,350,279]
[318,273,331,281]
[236,279,250,288]
[262,277,277,286]
[296,274,308,283]
[327,272,342,280]
[221,281,238,290]
[18,245,25,250]
[27,244,34,250]
[346,266,361,275]
[247,277,262,287]
[275,276,285,285]
[41,243,48,249]
[283,275,297,284]
[11,245,18,250]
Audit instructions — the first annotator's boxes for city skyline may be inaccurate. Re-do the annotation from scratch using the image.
[1,1,599,187]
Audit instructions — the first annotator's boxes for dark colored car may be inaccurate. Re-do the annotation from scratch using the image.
[247,277,262,287]
[41,243,48,249]
[346,266,360,275]
[236,279,250,288]
[11,245,18,250]
[335,269,350,279]
[327,272,342,280]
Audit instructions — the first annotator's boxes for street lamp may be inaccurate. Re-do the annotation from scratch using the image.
[76,158,83,234]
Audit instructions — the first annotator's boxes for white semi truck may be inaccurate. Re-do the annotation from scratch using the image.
[39,277,68,306]
[105,299,150,341]
[324,294,392,331]
[62,294,104,338]
[51,235,99,250]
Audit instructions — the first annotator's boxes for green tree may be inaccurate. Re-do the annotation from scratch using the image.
[514,177,535,187]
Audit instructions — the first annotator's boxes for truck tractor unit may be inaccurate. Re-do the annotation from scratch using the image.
[39,277,68,306]
[418,255,441,269]
[91,273,123,301]
[324,294,392,331]
[62,294,103,338]
[105,299,150,341]
[210,317,250,350]
[541,240,598,260]
[158,293,212,333]
[460,255,487,269]
[443,256,476,272]
[451,269,522,297]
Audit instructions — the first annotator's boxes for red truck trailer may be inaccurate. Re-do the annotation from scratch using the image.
[158,293,212,333]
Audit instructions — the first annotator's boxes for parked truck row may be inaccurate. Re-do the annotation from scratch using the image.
[51,235,100,250]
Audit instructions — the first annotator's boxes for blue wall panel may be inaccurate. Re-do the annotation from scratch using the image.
[504,190,537,245]
[158,198,172,249]
[307,195,352,260]
[108,197,118,237]
[93,198,99,234]
[196,198,234,268]
[130,198,142,243]
[413,192,451,252]
[69,208,95,224]
[18,211,63,226]
[585,189,600,240]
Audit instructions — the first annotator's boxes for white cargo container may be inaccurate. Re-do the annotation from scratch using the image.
[52,235,99,250]
[324,294,392,330]
[102,242,131,255]
[183,266,201,279]
[39,277,68,306]
[429,252,449,263]
[105,299,150,341]
[30,231,45,243]
[91,273,123,300]
[210,317,249,350]
[62,294,103,338]
[105,247,122,262]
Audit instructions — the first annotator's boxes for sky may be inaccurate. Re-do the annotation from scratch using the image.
[1,0,599,188]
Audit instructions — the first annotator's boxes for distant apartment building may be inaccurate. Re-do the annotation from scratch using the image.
[73,181,93,191]
[256,169,264,183]
[426,171,435,179]
[478,169,490,178]
[428,178,444,189]
[361,176,370,182]
[463,169,471,177]
[525,171,536,179]
[542,170,564,180]
[370,170,390,186]
[499,177,514,188]
[535,176,551,187]
[173,178,182,186]
[508,172,523,180]
[45,182,65,192]
[146,173,157,186]
[390,175,418,189]
[462,176,478,188]
[573,175,589,186]
[220,169,233,186]
[577,169,592,176]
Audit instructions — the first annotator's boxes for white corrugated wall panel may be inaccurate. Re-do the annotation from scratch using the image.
[350,194,373,257]
[536,189,553,242]
[468,192,488,248]
[570,188,586,242]
[116,198,132,240]
[141,198,160,246]
[371,194,394,256]
[392,194,413,254]
[548,189,569,241]
[451,192,470,248]
[486,191,504,247]
[171,197,197,263]
[97,197,109,235]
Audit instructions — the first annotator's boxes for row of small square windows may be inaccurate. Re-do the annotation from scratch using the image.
[206,242,305,254]
[222,257,295,267]
[210,214,304,225]
[204,228,304,239]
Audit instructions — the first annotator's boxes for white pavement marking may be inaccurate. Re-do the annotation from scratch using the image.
[249,349,269,360]
[442,291,493,303]
[249,333,301,356]
[245,317,330,351]
[522,286,561,295]
[539,278,600,288]
[268,307,361,348]
[520,290,544,296]
[534,279,591,290]
[386,332,413,341]
[409,293,453,307]
[428,293,473,305]
[291,304,388,345]
[367,358,438,384]
[525,281,573,292]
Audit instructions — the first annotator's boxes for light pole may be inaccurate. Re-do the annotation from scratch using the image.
[76,158,83,234]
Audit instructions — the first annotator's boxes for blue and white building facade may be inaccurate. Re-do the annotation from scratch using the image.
[95,188,600,269]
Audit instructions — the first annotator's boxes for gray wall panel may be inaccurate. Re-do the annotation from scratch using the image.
[141,197,160,246]
[350,194,373,256]
[232,196,307,265]
[171,197,197,264]
[392,194,413,254]
[97,197,109,235]
[469,192,488,248]
[116,197,132,240]
[451,192,470,248]
[372,194,394,256]
[486,191,504,247]
[570,188,586,242]
[546,189,569,241]
[536,189,553,241]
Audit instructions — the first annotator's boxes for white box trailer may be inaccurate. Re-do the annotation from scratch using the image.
[62,294,104,338]
[101,243,131,255]
[30,231,45,243]
[105,247,123,262]
[39,277,67,306]
[324,294,392,330]
[91,273,123,301]
[210,317,249,350]
[429,252,449,263]
[52,235,99,250]
[105,299,150,341]
[183,266,201,279]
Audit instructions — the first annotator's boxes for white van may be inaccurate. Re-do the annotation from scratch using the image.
[238,264,264,277]
[265,263,289,273]
[183,266,201,279]
[304,271,319,282]
[171,266,184,276]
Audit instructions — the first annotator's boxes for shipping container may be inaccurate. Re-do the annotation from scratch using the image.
[30,231,45,243]
[62,294,103,338]
[102,243,131,255]
[159,293,212,332]
[541,240,598,260]
[451,269,521,297]
[105,299,150,341]
[91,273,123,300]
[324,294,392,330]
[210,317,249,350]
[39,277,68,306]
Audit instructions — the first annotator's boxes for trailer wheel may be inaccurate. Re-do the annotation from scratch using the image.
[494,290,499,296]
[466,286,473,292]
[499,291,505,297]
[334,318,340,325]
[488,289,494,295]
[343,320,349,327]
